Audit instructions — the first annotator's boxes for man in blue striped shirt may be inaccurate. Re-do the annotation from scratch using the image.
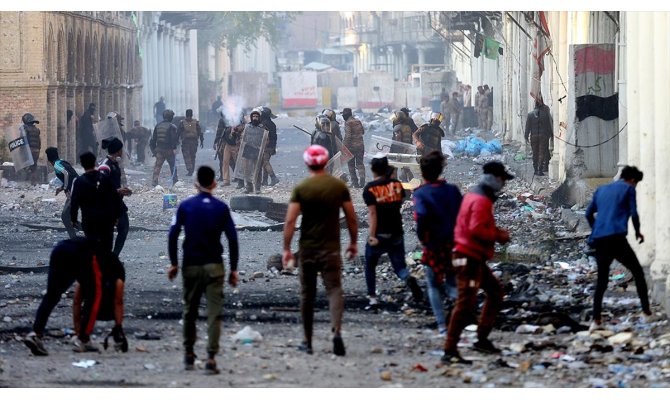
[45,147,79,239]
[585,165,651,329]
[168,165,239,375]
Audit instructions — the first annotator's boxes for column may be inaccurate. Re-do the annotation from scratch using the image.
[652,12,670,298]
[636,12,655,267]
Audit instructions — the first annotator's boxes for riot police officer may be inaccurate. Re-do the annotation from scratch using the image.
[413,112,445,157]
[391,110,414,182]
[342,108,366,188]
[177,109,203,177]
[239,109,266,194]
[150,109,179,187]
[22,113,41,185]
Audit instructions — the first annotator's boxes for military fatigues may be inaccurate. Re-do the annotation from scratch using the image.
[392,120,415,182]
[343,117,366,187]
[214,118,229,182]
[445,99,462,135]
[413,123,444,157]
[150,120,179,186]
[524,104,554,175]
[25,124,41,184]
[178,118,203,176]
[477,92,489,130]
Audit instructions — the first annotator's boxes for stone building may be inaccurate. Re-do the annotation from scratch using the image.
[0,11,141,164]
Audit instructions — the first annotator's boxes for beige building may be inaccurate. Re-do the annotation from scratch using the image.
[0,11,141,164]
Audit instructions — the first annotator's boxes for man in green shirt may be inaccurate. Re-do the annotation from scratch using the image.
[283,145,358,356]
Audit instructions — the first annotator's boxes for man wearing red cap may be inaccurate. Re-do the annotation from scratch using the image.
[282,145,358,356]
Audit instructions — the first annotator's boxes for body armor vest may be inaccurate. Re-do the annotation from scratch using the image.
[181,119,198,140]
[419,124,443,150]
[25,125,41,151]
[155,122,173,148]
[394,124,413,144]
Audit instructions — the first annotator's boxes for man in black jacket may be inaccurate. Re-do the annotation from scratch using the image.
[70,151,122,253]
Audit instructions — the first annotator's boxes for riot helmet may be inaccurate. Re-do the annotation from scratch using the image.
[22,113,39,125]
[163,109,175,122]
[186,109,193,118]
[249,109,261,126]
[429,112,444,126]
[315,114,326,130]
[391,110,407,125]
[322,109,336,121]
[319,116,331,133]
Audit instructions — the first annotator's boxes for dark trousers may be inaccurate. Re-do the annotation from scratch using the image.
[592,235,651,320]
[113,208,129,257]
[364,236,410,297]
[82,222,115,254]
[299,249,344,343]
[530,134,550,172]
[33,242,101,342]
[445,253,503,352]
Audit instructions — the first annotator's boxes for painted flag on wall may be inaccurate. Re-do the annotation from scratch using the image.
[530,11,551,101]
[574,44,618,121]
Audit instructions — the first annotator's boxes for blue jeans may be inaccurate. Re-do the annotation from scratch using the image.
[364,235,409,297]
[424,265,457,329]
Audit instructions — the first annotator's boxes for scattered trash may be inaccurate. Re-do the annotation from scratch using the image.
[231,326,263,343]
[72,360,97,368]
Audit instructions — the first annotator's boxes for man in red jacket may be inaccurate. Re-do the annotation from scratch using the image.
[442,161,513,364]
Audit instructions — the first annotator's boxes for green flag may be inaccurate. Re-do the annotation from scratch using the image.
[484,37,500,60]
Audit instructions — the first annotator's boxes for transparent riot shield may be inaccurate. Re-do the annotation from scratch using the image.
[325,136,354,178]
[96,118,122,145]
[233,125,268,187]
[5,125,34,172]
[368,134,420,178]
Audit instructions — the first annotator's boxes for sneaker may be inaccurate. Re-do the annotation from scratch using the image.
[441,350,472,365]
[473,339,501,354]
[72,337,100,353]
[204,359,220,375]
[298,341,313,355]
[24,332,48,356]
[589,320,602,332]
[184,353,196,371]
[365,296,380,311]
[333,335,346,356]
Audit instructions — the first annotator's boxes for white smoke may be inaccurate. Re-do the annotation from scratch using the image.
[217,95,247,127]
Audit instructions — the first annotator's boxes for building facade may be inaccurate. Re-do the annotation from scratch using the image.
[0,11,140,164]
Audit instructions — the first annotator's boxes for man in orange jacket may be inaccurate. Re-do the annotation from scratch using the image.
[442,161,513,364]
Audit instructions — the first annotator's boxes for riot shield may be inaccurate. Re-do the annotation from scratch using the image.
[368,135,420,176]
[325,136,354,178]
[96,118,122,144]
[5,125,34,172]
[233,125,268,187]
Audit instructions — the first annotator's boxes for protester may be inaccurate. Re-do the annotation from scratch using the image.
[585,166,651,330]
[168,166,239,375]
[362,155,423,310]
[413,151,462,336]
[443,161,513,364]
[282,145,358,356]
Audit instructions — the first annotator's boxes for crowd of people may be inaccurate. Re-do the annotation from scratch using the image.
[17,97,651,376]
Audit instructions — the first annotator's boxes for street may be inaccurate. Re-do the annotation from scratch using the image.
[0,116,669,388]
